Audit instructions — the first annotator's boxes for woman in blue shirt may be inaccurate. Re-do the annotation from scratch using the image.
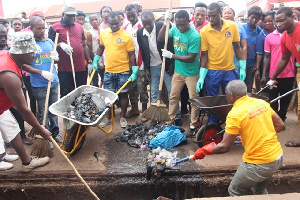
[254,11,276,92]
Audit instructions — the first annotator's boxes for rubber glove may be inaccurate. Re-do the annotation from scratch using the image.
[92,55,101,71]
[164,10,172,25]
[193,142,216,160]
[128,66,139,82]
[196,68,208,93]
[50,51,59,61]
[266,79,277,89]
[161,49,173,59]
[41,71,54,82]
[59,42,73,55]
[239,60,246,81]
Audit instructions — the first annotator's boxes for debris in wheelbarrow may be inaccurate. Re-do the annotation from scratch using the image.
[65,88,111,123]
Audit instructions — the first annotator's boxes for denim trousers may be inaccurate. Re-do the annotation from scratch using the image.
[150,65,181,120]
[32,83,59,138]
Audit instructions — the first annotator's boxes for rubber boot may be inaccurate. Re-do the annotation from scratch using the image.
[125,102,140,118]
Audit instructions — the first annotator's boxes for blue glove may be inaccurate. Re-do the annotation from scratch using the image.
[92,55,101,71]
[196,68,208,93]
[128,66,139,82]
[239,60,246,81]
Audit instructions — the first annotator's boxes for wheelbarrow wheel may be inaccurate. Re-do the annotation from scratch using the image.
[196,124,223,148]
[64,123,87,156]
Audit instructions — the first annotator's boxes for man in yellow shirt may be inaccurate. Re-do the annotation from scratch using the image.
[92,11,137,128]
[193,80,285,196]
[197,3,245,124]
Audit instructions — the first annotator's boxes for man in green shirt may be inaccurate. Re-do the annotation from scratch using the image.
[158,10,200,137]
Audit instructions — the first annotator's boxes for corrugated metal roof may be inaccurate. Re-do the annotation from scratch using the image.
[5,0,182,20]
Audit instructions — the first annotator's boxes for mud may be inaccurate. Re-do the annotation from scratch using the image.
[1,166,300,200]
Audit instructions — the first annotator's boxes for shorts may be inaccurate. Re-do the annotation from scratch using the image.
[103,71,130,93]
[0,110,20,143]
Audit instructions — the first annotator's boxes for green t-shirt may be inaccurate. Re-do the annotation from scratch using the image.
[169,26,200,76]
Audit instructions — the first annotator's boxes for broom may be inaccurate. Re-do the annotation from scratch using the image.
[66,31,77,88]
[141,0,173,122]
[31,33,59,158]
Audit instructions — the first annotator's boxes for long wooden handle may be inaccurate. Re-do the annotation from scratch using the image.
[42,33,59,126]
[157,0,173,105]
[66,31,77,89]
[50,138,100,200]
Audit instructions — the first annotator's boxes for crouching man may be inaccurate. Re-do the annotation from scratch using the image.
[0,32,51,171]
[193,80,285,196]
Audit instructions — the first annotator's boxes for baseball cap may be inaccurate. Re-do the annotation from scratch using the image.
[62,4,76,15]
[9,32,39,54]
[76,10,86,17]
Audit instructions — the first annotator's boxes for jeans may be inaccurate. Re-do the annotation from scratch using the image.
[103,71,130,93]
[58,71,85,98]
[32,83,59,138]
[228,156,284,196]
[150,65,181,120]
[169,71,199,127]
[205,69,238,124]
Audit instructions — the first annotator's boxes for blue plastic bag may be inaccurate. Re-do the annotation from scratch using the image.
[149,125,186,150]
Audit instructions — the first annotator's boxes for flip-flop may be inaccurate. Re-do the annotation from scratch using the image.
[285,141,300,147]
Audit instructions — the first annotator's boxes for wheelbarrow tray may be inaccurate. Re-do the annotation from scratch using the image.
[49,85,118,126]
[189,93,268,122]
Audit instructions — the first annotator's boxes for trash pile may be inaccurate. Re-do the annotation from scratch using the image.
[145,147,178,179]
[116,123,168,149]
[63,88,111,123]
[116,123,186,150]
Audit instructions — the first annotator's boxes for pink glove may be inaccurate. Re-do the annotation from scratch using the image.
[193,142,216,160]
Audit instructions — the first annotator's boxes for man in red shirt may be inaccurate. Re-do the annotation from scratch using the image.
[0,32,51,171]
[48,4,92,98]
[268,7,300,147]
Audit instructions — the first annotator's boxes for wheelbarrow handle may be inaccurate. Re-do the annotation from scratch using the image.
[270,88,300,104]
[116,79,131,95]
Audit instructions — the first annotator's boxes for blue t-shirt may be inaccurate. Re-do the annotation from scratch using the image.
[242,23,261,68]
[256,28,270,56]
[169,26,200,77]
[30,39,59,87]
[234,24,247,69]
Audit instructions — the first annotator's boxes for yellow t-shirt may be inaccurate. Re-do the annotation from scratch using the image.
[200,18,240,71]
[100,28,135,73]
[225,95,282,164]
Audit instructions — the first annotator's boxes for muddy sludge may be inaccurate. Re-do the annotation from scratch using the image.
[1,166,300,200]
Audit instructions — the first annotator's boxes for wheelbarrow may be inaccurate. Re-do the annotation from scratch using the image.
[189,87,299,147]
[49,69,131,155]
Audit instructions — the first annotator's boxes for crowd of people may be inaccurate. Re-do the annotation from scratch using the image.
[0,0,299,197]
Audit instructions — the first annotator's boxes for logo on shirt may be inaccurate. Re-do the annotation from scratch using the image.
[116,38,122,44]
[296,44,300,51]
[225,31,232,38]
[174,37,187,52]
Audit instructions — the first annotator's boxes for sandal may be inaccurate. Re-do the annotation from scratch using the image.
[285,141,300,147]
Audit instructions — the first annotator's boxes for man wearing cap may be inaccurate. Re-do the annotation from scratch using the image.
[0,31,52,171]
[48,4,92,98]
